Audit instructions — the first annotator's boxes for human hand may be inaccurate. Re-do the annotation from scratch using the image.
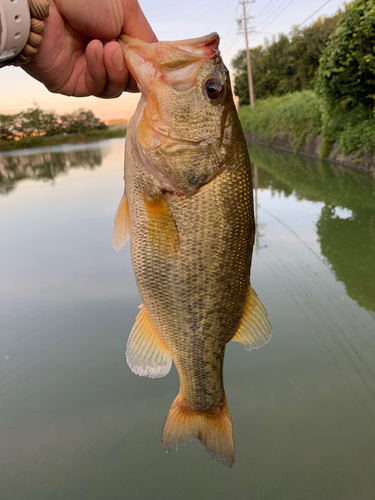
[23,0,157,98]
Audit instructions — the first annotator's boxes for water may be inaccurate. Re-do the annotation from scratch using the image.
[1,139,374,499]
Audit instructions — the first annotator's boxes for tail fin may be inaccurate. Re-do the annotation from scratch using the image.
[161,392,234,467]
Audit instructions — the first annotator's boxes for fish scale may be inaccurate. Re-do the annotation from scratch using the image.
[113,33,272,467]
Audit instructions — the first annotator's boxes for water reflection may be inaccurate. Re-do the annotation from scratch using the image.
[0,144,103,195]
[317,206,375,313]
[1,140,375,499]
[250,144,375,313]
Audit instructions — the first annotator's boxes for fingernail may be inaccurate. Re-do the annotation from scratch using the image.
[96,43,103,63]
[112,47,125,72]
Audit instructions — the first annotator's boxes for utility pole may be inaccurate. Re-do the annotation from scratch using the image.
[254,163,259,252]
[237,0,255,108]
[238,0,258,248]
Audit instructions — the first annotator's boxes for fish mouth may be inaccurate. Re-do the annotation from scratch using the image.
[121,34,224,152]
[118,33,220,96]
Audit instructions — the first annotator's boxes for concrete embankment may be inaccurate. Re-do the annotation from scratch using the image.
[245,132,374,173]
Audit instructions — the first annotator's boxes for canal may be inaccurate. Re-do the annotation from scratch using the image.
[1,139,374,499]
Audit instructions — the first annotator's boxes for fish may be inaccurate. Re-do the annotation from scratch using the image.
[113,32,271,467]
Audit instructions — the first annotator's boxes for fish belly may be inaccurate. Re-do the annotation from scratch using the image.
[126,128,254,412]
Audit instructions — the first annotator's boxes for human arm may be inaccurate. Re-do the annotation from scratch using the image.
[0,0,157,98]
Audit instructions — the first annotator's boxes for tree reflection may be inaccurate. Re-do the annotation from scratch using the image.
[249,143,375,312]
[317,206,375,312]
[249,143,374,212]
[0,147,103,195]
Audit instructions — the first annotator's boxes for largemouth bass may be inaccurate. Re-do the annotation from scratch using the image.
[113,33,271,467]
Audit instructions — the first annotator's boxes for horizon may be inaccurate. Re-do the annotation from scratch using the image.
[1,0,344,121]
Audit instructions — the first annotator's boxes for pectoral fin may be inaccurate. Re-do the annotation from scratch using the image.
[144,193,180,258]
[113,192,130,252]
[231,286,272,350]
[126,304,172,378]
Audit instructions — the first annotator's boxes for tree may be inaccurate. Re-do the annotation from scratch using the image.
[233,37,294,105]
[0,106,107,141]
[316,0,375,114]
[232,13,340,105]
[289,13,340,89]
[0,114,21,140]
[59,109,106,135]
[20,106,61,137]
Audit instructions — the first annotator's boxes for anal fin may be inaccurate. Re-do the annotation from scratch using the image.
[127,304,172,378]
[231,286,272,350]
[113,192,130,252]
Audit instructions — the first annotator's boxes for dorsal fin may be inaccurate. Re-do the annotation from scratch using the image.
[231,286,272,350]
[126,305,172,378]
[113,192,130,252]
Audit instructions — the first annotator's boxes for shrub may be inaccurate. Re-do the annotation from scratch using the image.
[316,0,375,114]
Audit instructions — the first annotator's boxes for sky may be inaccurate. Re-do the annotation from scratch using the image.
[0,0,345,121]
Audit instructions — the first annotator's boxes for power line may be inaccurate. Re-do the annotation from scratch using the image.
[298,0,333,28]
[223,23,241,53]
[259,0,296,31]
[254,0,280,24]
[226,35,243,56]
[255,0,290,29]
[221,4,241,50]
[232,0,335,65]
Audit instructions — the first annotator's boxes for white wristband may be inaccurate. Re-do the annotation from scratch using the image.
[0,0,31,62]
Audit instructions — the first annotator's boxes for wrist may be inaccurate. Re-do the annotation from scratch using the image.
[0,0,30,64]
[0,0,49,68]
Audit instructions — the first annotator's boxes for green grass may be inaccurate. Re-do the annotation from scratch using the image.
[0,128,126,152]
[238,91,375,164]
[238,91,323,152]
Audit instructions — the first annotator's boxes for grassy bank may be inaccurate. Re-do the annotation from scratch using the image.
[239,91,322,151]
[238,91,375,169]
[0,128,126,152]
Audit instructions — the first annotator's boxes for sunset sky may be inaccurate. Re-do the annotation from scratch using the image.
[1,0,344,121]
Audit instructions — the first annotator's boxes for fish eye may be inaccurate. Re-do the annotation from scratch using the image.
[204,78,224,100]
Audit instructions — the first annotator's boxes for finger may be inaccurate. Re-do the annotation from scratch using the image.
[124,75,139,93]
[94,41,130,98]
[122,0,158,43]
[82,39,108,96]
[49,42,104,98]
